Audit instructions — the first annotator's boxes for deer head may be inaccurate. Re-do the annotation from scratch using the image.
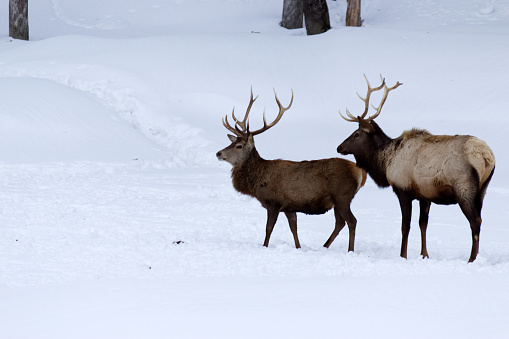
[216,88,293,166]
[337,75,402,156]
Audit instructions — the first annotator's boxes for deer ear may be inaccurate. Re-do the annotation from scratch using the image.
[358,119,375,134]
[227,134,237,142]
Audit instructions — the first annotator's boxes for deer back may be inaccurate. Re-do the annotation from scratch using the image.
[238,157,366,214]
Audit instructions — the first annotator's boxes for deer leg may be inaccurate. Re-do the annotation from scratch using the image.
[324,205,357,252]
[323,208,345,249]
[418,200,431,259]
[458,199,482,263]
[396,191,413,259]
[263,207,280,247]
[344,208,357,253]
[284,212,301,249]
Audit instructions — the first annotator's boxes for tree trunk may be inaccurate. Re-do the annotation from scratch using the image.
[303,0,330,35]
[281,0,303,29]
[346,0,361,27]
[9,0,29,40]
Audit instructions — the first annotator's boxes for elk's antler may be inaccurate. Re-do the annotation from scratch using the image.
[340,74,402,122]
[250,89,293,136]
[367,77,402,122]
[222,88,293,137]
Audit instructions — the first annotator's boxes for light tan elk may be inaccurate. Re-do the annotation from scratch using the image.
[217,89,366,250]
[337,75,495,262]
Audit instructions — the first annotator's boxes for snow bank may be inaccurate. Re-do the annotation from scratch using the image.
[0,0,508,338]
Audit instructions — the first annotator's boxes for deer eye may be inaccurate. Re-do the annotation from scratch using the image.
[353,132,360,139]
[236,144,243,149]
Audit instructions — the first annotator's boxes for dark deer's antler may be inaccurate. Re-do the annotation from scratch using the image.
[340,74,402,122]
[250,89,293,136]
[223,88,293,136]
[222,87,258,137]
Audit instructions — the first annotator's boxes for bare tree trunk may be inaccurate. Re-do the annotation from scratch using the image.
[303,0,330,35]
[346,0,361,27]
[9,0,29,40]
[281,0,303,29]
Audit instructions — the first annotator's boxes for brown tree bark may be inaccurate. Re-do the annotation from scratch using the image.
[9,0,29,40]
[346,0,361,27]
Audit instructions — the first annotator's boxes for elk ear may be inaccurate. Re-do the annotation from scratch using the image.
[247,134,255,145]
[358,118,375,134]
[227,134,237,143]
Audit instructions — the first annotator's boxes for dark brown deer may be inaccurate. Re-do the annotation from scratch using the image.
[217,89,366,250]
[337,75,495,262]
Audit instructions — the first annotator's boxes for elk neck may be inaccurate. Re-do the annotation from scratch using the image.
[355,122,393,188]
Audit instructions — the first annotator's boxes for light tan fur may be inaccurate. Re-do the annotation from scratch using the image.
[382,129,495,202]
[465,137,496,186]
[337,75,496,262]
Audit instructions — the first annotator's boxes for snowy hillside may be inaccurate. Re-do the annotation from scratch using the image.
[0,1,508,338]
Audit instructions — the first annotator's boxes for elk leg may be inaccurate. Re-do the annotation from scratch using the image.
[418,200,431,259]
[458,199,482,263]
[396,191,413,259]
[263,207,280,247]
[284,212,301,249]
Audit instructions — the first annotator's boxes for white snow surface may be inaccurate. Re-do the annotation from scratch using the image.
[1,0,508,338]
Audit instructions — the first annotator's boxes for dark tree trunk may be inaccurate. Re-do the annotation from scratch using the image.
[9,0,29,40]
[281,0,304,29]
[346,0,362,27]
[303,0,330,35]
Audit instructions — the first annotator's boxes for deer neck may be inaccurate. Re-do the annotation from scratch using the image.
[231,148,265,197]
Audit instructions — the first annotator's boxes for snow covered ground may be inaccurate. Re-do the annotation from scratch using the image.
[0,0,508,338]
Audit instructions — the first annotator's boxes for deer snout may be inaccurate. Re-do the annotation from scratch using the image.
[216,151,225,160]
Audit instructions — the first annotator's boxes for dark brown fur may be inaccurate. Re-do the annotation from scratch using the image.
[218,135,366,250]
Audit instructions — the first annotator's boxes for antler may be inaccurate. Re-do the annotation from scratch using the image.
[339,74,402,122]
[222,87,259,137]
[339,74,385,122]
[250,89,293,136]
[222,88,293,137]
[367,77,402,121]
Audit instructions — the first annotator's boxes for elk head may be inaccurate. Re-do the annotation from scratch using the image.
[216,88,293,166]
[337,75,402,158]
